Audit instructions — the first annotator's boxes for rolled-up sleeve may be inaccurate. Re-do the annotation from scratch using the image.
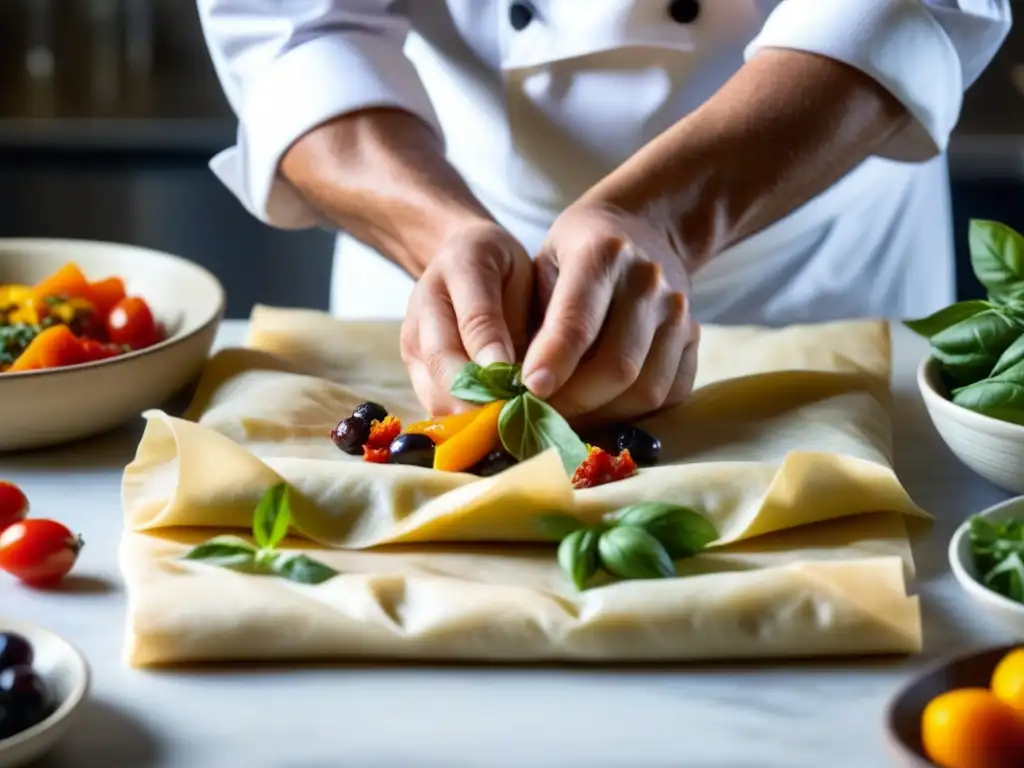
[746,0,1012,161]
[198,0,441,228]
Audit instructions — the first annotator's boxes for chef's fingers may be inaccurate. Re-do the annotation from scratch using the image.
[521,242,619,399]
[445,245,519,367]
[545,260,665,419]
[580,293,692,426]
[500,246,535,361]
[415,282,474,414]
[666,321,701,405]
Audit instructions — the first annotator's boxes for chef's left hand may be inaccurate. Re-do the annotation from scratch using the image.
[521,203,700,424]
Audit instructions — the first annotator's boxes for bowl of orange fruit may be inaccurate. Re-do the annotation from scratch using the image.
[886,645,1024,767]
[0,238,224,451]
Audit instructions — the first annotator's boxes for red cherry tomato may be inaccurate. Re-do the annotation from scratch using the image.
[0,519,82,587]
[0,482,28,532]
[106,296,161,350]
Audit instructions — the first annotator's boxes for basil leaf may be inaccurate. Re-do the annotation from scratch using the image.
[904,300,991,339]
[449,363,502,404]
[990,333,1024,378]
[983,552,1024,603]
[536,514,585,540]
[970,220,1024,301]
[951,378,1024,425]
[597,526,675,580]
[477,363,525,400]
[613,502,718,559]
[498,393,589,475]
[931,309,1021,384]
[268,553,340,585]
[182,535,258,569]
[557,527,601,591]
[252,483,291,550]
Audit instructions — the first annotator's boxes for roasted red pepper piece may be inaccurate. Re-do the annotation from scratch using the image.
[571,446,638,489]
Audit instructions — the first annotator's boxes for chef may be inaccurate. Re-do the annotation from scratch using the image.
[197,0,1011,421]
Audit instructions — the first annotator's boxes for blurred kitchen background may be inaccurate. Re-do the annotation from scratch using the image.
[0,1,1022,319]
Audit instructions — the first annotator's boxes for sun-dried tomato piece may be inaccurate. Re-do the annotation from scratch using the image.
[362,445,391,464]
[361,415,402,463]
[366,415,402,449]
[571,446,638,489]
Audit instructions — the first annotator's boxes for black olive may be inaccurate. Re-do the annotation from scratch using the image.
[330,417,371,455]
[0,633,32,673]
[470,450,518,477]
[387,433,435,468]
[353,402,389,424]
[615,425,661,467]
[0,665,49,734]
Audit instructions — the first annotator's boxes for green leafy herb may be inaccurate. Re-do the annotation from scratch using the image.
[970,220,1024,303]
[610,502,719,559]
[449,363,509,404]
[546,502,719,590]
[929,309,1022,384]
[952,376,1024,426]
[498,393,589,475]
[598,526,675,580]
[904,220,1024,422]
[0,323,43,366]
[476,363,524,399]
[182,535,259,569]
[990,333,1024,379]
[904,300,991,339]
[253,482,291,550]
[181,483,339,585]
[969,515,1024,603]
[557,527,601,590]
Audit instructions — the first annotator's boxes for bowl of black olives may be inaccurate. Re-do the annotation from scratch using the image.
[0,620,89,767]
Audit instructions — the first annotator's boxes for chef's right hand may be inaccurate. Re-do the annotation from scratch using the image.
[401,221,533,416]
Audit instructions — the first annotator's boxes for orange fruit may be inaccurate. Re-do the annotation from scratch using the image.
[921,688,1024,768]
[992,648,1024,714]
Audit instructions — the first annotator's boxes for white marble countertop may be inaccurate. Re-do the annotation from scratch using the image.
[4,321,1018,768]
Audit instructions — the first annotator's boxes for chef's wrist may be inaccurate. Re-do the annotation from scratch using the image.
[280,107,496,277]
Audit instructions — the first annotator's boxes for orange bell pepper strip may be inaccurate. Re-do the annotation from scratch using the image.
[8,325,88,372]
[433,400,506,472]
[404,408,482,445]
[32,262,92,303]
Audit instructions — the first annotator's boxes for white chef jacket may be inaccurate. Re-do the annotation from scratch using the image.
[198,0,1012,325]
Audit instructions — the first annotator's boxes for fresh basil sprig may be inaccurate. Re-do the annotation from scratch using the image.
[182,483,339,585]
[906,220,1024,422]
[449,361,589,475]
[540,502,718,590]
[969,515,1024,603]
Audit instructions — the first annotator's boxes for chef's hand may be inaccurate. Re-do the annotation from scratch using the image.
[521,203,700,424]
[401,220,533,416]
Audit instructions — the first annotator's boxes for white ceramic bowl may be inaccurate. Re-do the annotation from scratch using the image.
[917,355,1024,494]
[0,618,90,768]
[0,239,224,451]
[949,495,1024,637]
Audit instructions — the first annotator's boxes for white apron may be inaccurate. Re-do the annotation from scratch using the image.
[329,0,956,325]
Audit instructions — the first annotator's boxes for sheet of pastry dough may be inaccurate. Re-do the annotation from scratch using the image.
[120,306,928,666]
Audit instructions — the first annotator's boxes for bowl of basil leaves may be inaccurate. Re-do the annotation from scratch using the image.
[909,219,1024,495]
[950,496,1024,636]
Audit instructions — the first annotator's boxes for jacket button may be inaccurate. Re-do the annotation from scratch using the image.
[668,0,700,24]
[509,2,534,31]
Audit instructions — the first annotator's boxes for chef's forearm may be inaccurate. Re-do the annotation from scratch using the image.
[280,108,494,277]
[581,49,911,268]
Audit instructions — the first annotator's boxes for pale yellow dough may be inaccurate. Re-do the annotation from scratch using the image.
[120,306,929,667]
